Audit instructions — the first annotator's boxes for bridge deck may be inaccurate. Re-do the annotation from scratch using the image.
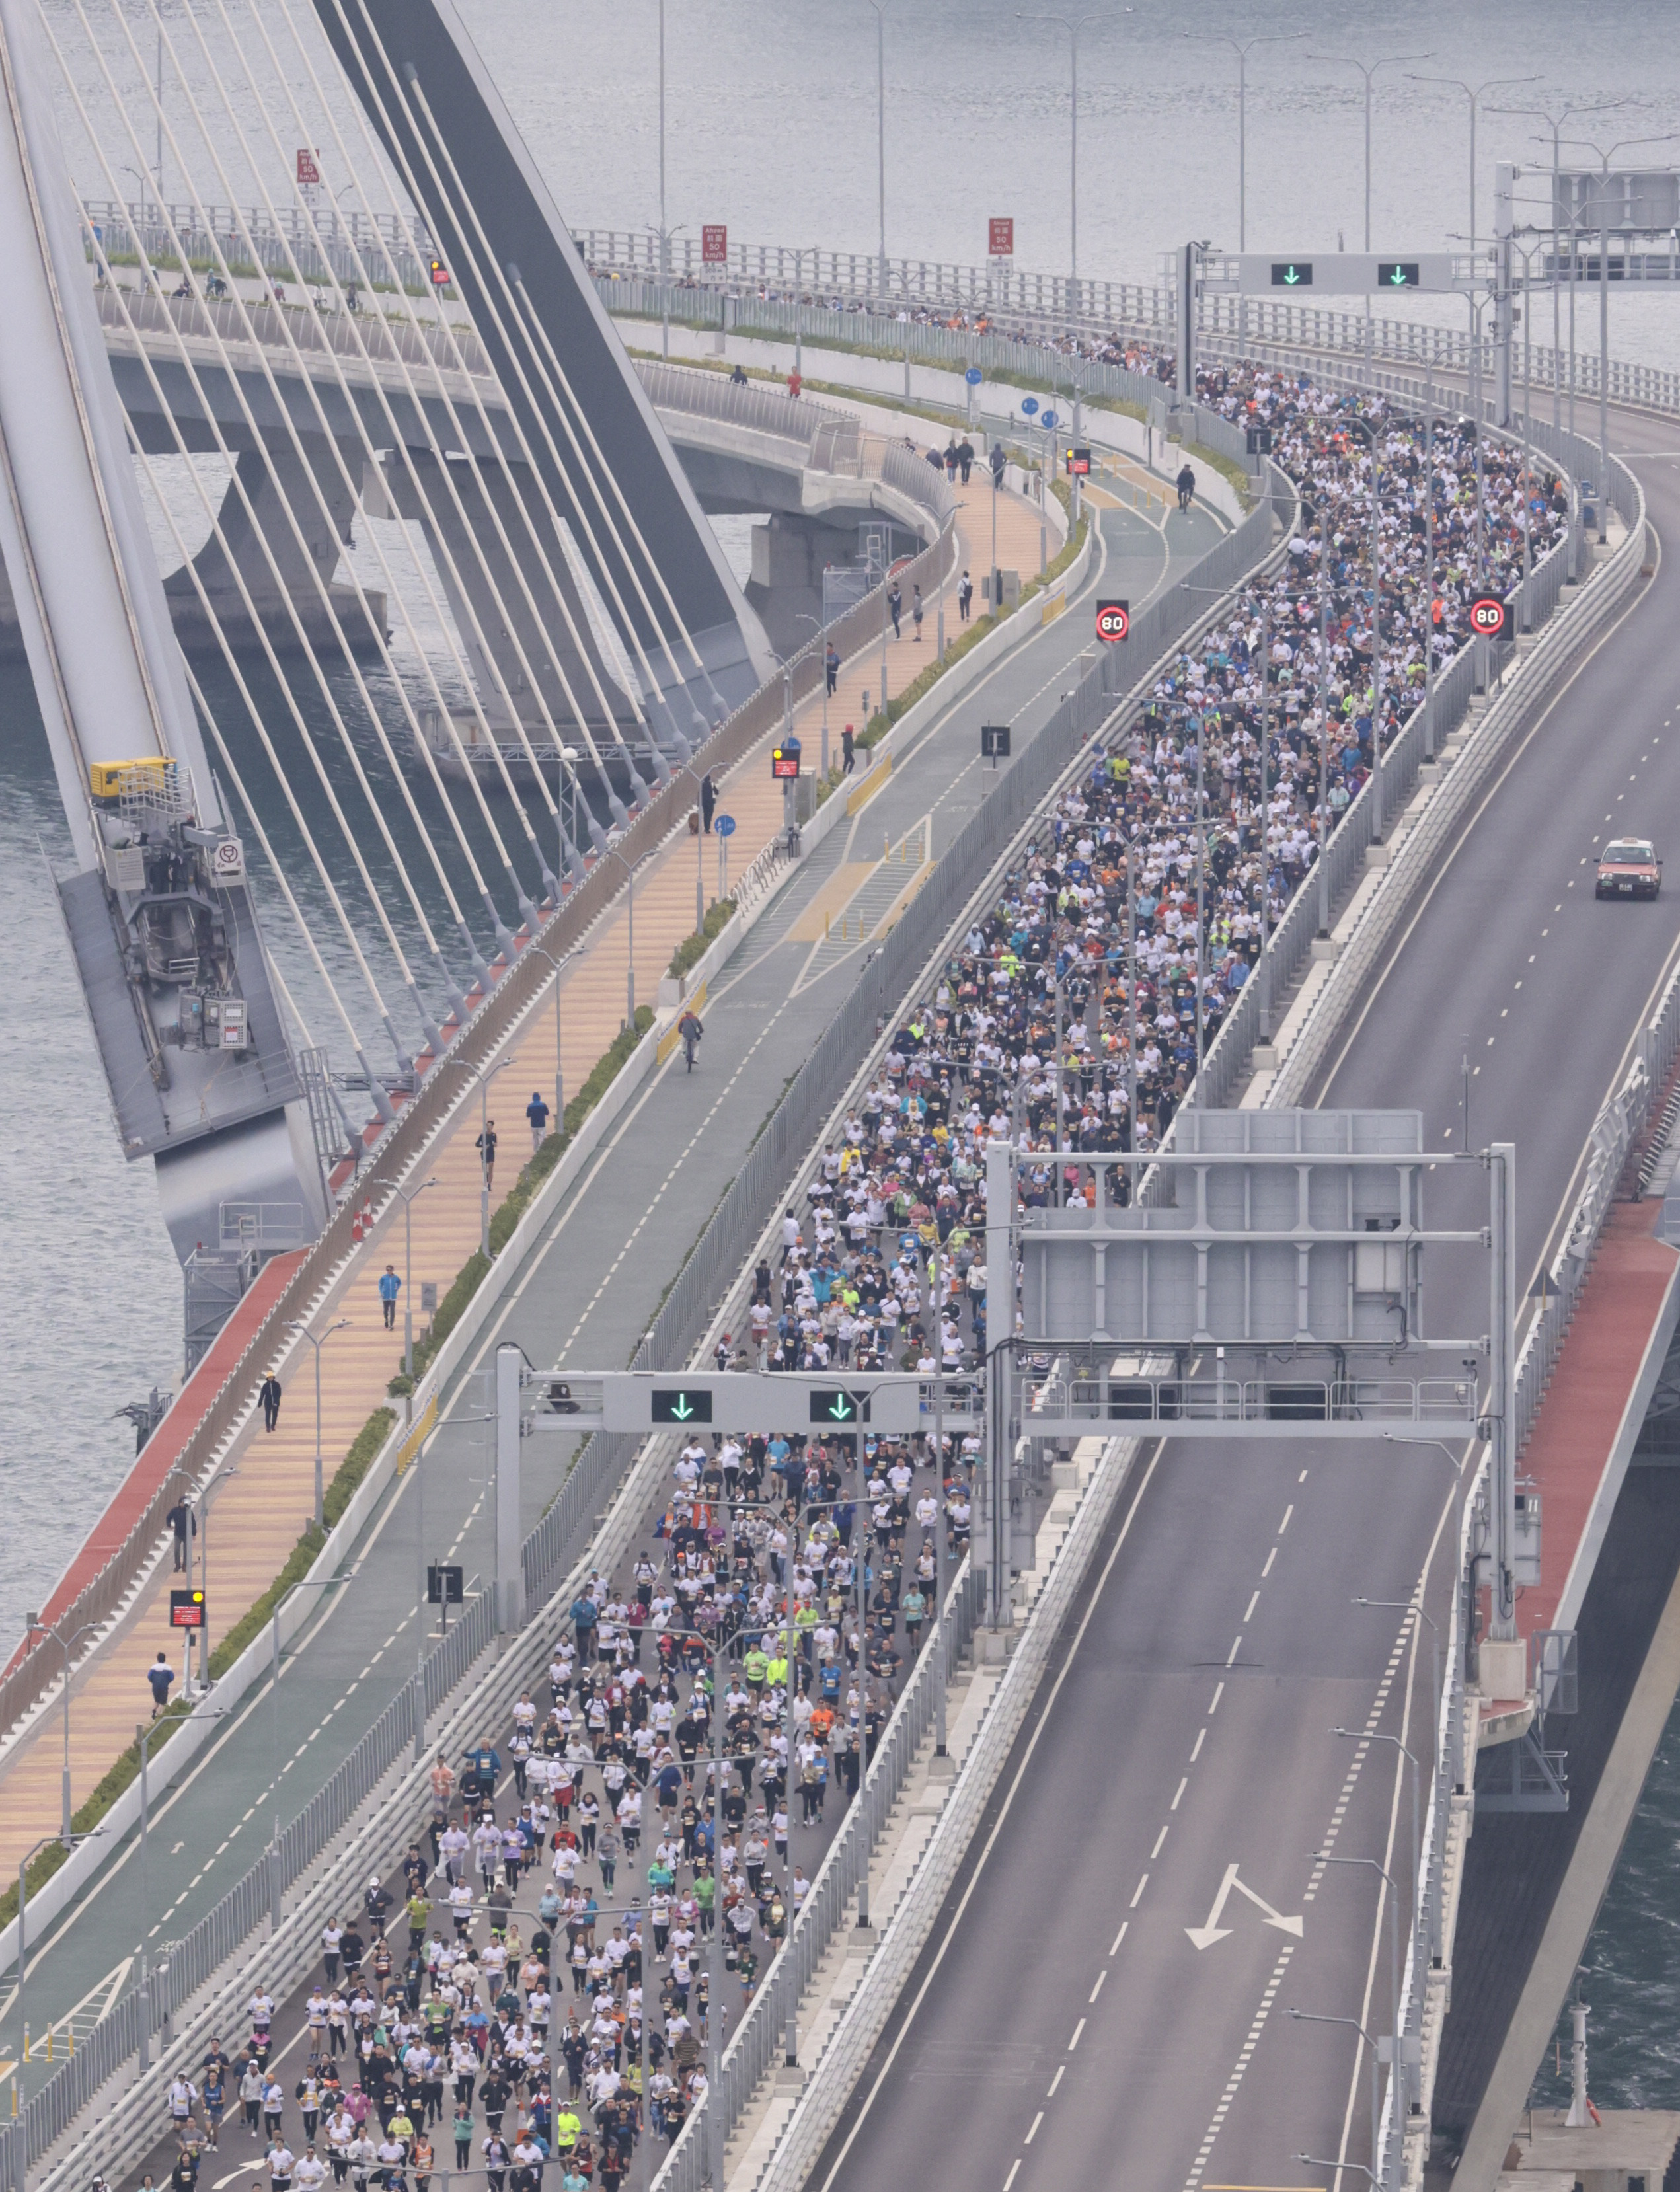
[0,466,1050,1875]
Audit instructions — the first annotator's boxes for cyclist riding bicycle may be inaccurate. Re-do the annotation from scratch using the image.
[678,1009,704,1071]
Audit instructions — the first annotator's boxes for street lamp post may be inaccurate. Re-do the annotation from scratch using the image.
[524,946,582,1137]
[23,1616,98,1839]
[1407,73,1540,430]
[1289,2010,1383,2189]
[1316,1851,1404,2075]
[1185,30,1305,342]
[604,847,656,1033]
[656,0,669,360]
[373,1174,439,1382]
[1307,50,1433,371]
[1016,10,1120,437]
[443,1053,513,1256]
[15,1831,78,2084]
[1557,132,1680,506]
[284,1316,354,1528]
[861,1,892,305]
[1485,100,1626,431]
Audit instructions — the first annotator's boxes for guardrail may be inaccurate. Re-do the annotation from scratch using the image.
[651,1565,985,2192]
[1512,947,1680,1458]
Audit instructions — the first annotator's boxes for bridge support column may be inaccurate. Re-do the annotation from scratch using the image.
[496,1345,525,1634]
[165,438,384,654]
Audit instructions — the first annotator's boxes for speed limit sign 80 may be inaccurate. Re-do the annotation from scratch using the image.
[1469,593,1511,642]
[1096,599,1130,644]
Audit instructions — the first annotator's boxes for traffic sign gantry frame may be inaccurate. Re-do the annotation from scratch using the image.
[525,1371,981,1436]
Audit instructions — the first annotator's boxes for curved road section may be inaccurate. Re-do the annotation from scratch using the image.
[803,424,1678,2184]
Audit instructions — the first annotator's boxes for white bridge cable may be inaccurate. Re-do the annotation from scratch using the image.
[46,15,517,979]
[124,422,405,1108]
[369,33,717,753]
[389,51,706,767]
[185,668,382,1107]
[164,0,597,907]
[368,28,726,734]
[223,0,634,847]
[110,0,549,940]
[84,0,549,949]
[297,0,664,814]
[47,18,463,1057]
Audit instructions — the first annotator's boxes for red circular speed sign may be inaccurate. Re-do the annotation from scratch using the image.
[1096,599,1130,644]
[1469,593,1510,640]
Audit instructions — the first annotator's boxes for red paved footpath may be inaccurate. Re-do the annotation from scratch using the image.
[1513,1199,1680,1646]
[0,1248,307,1682]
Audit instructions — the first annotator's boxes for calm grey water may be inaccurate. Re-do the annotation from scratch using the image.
[5,0,1680,2098]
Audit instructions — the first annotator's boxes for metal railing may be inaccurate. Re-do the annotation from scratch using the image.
[635,356,851,447]
[95,278,492,377]
[11,1584,492,2176]
[1378,1453,1480,2187]
[84,197,444,298]
[650,1565,984,2192]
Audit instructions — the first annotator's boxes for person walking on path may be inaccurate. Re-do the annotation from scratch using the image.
[786,367,802,400]
[477,1121,498,1195]
[379,1266,401,1332]
[911,586,924,643]
[841,724,855,776]
[260,1369,282,1432]
[149,1650,175,1719]
[958,436,975,484]
[167,1496,196,1572]
[700,772,716,832]
[825,642,839,696]
[942,439,958,482]
[1176,462,1196,511]
[887,581,902,639]
[525,1091,549,1154]
[958,570,973,623]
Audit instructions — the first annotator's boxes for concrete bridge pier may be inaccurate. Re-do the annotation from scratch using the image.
[162,435,387,656]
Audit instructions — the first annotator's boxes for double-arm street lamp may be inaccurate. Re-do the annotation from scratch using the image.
[284,1314,354,1527]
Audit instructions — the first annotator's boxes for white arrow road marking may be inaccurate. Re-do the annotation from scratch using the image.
[1186,1863,1305,1950]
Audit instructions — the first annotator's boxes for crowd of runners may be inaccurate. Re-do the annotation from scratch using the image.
[134,336,1566,2192]
[143,1393,971,2192]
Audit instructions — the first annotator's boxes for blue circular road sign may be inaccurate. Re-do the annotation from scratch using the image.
[714,813,737,837]
[1041,410,1059,430]
[965,367,983,385]
[1020,395,1039,416]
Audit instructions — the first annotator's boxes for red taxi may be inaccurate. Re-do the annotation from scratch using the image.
[1595,838,1662,900]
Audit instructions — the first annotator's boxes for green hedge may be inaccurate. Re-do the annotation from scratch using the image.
[855,501,1088,747]
[0,1394,403,1930]
[394,1008,655,1394]
[667,897,737,981]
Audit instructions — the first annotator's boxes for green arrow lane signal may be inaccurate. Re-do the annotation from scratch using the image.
[1378,260,1420,289]
[1270,261,1312,288]
[652,1388,713,1425]
[810,1388,866,1425]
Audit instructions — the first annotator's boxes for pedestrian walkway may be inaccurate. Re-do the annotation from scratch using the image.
[0,457,1050,1877]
